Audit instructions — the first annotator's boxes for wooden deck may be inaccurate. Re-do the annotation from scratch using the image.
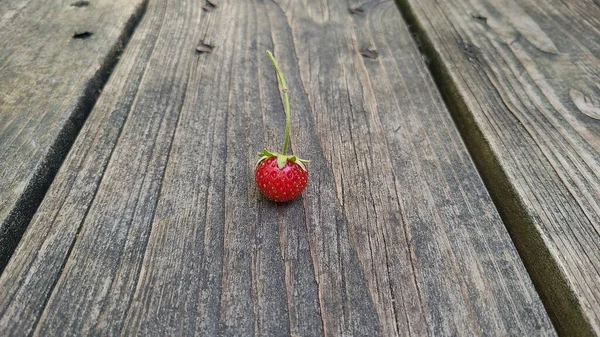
[0,0,598,336]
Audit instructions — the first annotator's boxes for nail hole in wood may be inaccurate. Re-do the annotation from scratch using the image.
[196,41,213,54]
[71,1,89,7]
[73,31,93,39]
[471,14,487,24]
[349,6,364,15]
[360,48,378,59]
[202,0,216,12]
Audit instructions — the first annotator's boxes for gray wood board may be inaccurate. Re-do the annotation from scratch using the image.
[395,0,600,334]
[0,0,146,271]
[0,0,555,335]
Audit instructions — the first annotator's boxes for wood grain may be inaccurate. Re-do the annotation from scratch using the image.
[0,0,146,271]
[395,0,600,334]
[0,0,554,335]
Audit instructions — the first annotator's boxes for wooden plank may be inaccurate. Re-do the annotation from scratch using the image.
[395,0,600,334]
[0,0,146,270]
[0,0,555,335]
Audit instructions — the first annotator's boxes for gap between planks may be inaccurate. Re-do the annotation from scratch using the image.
[393,0,596,335]
[0,0,149,273]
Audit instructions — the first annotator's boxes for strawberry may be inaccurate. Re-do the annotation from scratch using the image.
[255,153,308,202]
[255,50,309,202]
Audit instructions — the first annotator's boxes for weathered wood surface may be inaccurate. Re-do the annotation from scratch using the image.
[395,0,600,335]
[0,0,555,335]
[0,0,146,270]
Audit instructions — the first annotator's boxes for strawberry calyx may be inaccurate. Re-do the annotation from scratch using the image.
[257,149,309,172]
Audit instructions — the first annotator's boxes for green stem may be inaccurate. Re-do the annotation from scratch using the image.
[266,50,291,155]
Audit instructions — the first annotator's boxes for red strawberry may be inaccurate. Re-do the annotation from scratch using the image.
[255,156,308,202]
[255,51,309,202]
